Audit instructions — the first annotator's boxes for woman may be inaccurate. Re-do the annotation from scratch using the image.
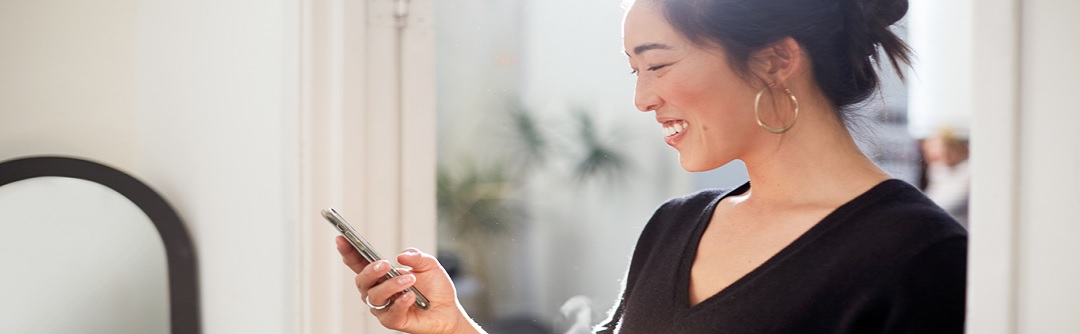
[336,0,967,332]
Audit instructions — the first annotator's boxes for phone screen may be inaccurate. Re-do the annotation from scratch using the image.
[322,208,431,310]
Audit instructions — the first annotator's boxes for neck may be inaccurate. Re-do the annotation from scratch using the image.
[735,99,890,208]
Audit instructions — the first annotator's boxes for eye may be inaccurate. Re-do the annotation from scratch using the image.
[630,64,669,76]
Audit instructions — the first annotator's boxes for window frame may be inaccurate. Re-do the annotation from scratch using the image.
[296,0,436,333]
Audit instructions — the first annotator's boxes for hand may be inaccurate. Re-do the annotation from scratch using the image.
[335,236,484,334]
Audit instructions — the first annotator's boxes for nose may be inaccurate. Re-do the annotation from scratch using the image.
[634,76,662,112]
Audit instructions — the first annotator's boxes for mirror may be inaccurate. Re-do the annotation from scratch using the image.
[0,156,200,334]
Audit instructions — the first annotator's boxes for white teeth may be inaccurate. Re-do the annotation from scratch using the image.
[662,121,689,137]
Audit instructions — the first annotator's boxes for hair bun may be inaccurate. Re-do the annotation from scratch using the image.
[843,0,912,87]
[866,0,908,27]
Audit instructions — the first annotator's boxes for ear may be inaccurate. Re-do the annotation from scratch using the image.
[749,37,804,87]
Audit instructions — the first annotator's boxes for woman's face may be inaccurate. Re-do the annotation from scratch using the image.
[623,1,764,172]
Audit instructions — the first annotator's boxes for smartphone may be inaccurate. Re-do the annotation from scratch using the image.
[322,207,431,310]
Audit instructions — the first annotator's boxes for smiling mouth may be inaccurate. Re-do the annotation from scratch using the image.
[662,120,689,137]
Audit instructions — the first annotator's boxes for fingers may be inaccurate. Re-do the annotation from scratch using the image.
[366,272,417,311]
[356,259,393,293]
[396,247,439,273]
[336,236,368,273]
[338,242,449,324]
[380,290,416,324]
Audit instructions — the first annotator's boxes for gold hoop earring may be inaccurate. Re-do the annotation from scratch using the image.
[754,87,799,134]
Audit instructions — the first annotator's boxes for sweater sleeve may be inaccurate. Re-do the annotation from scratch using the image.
[592,198,681,334]
[881,237,968,334]
[592,215,659,334]
[592,269,630,334]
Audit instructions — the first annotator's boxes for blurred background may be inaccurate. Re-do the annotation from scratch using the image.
[0,0,1075,333]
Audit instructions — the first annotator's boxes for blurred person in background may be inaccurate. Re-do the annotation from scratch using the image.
[334,0,967,333]
[921,126,971,228]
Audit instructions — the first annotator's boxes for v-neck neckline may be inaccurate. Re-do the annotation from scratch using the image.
[674,179,904,314]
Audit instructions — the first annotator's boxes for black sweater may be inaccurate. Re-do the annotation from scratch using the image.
[595,180,967,333]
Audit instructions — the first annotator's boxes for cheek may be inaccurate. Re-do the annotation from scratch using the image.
[684,85,753,131]
[659,73,713,110]
[658,64,759,136]
[670,68,752,113]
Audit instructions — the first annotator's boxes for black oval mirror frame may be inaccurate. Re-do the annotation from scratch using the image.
[0,156,200,334]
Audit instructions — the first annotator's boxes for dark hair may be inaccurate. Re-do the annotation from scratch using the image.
[652,0,911,123]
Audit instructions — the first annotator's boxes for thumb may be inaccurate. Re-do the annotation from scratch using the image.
[396,248,439,273]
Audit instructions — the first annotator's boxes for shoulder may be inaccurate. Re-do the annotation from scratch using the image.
[793,179,968,284]
[655,187,731,217]
[823,179,968,280]
[629,185,743,257]
[642,185,742,235]
[852,179,968,244]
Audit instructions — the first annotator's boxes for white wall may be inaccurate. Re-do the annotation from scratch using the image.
[134,1,300,333]
[0,1,301,333]
[967,0,1019,332]
[0,0,141,165]
[969,0,1080,333]
[1,1,435,333]
[1015,0,1080,331]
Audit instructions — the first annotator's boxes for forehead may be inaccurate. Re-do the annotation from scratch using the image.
[622,1,687,53]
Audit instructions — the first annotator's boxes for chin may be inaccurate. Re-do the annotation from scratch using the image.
[678,155,721,173]
[677,150,737,172]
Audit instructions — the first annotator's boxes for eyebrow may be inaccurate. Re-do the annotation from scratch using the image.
[629,43,673,56]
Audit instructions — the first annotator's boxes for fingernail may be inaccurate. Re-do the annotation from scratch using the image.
[400,292,414,302]
[373,261,386,271]
[398,274,414,284]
